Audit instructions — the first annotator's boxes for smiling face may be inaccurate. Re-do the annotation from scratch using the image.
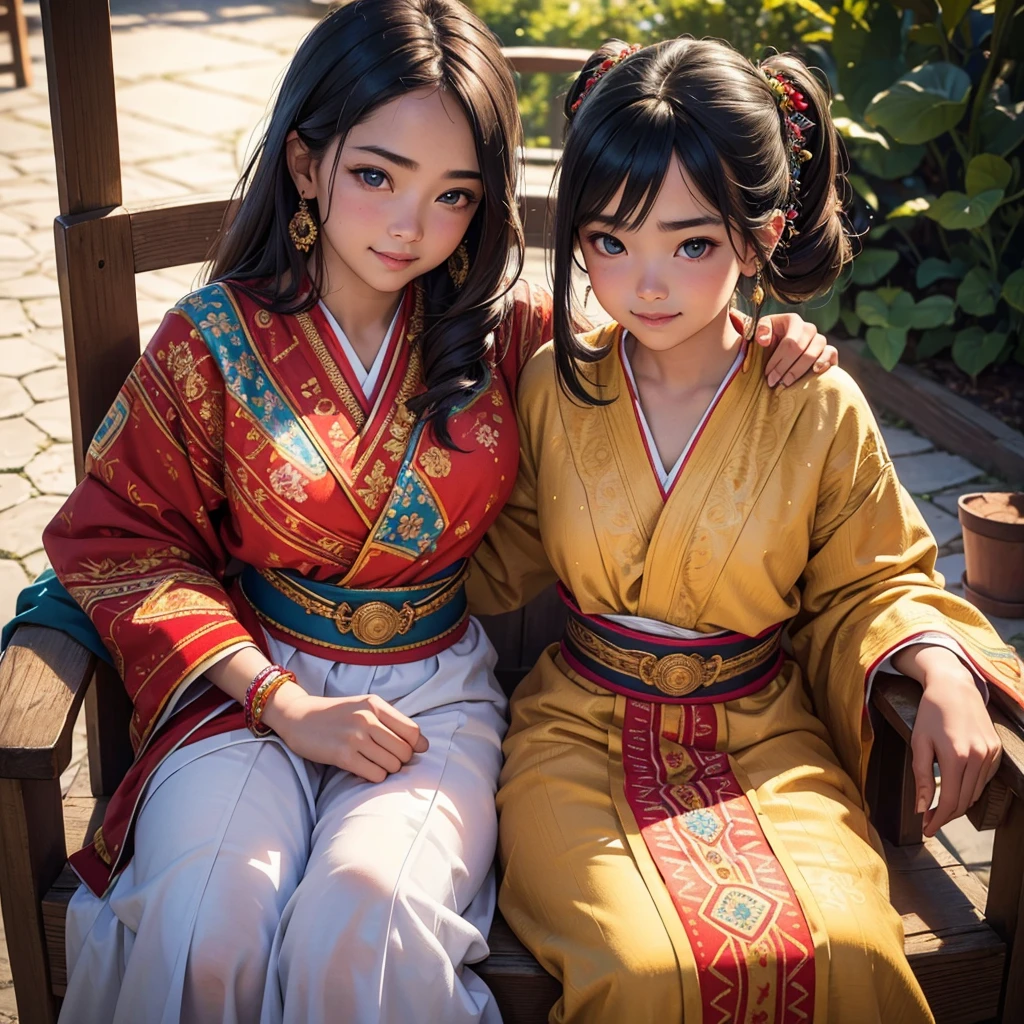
[580,154,764,354]
[293,87,483,300]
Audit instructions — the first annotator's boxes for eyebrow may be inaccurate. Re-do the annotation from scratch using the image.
[353,145,482,181]
[590,213,723,231]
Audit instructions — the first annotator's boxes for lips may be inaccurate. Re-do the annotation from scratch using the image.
[633,312,680,327]
[372,249,418,271]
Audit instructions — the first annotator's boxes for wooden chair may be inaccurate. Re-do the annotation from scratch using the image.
[2,3,1024,1022]
[0,0,31,88]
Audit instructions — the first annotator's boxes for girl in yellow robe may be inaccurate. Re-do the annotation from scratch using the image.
[468,38,1024,1024]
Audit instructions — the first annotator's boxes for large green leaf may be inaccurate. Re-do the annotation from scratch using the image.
[1002,268,1024,313]
[911,295,956,329]
[952,327,1008,378]
[865,63,972,144]
[887,291,917,329]
[866,326,908,369]
[851,248,899,285]
[916,327,955,359]
[941,0,973,36]
[956,267,1001,315]
[980,97,1024,157]
[924,189,1004,229]
[853,139,926,179]
[849,174,879,210]
[806,288,841,334]
[840,309,862,336]
[916,257,968,288]
[855,290,891,327]
[965,154,1013,196]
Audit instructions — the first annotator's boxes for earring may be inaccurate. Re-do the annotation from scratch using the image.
[583,284,592,309]
[447,241,470,289]
[751,259,765,306]
[289,196,318,252]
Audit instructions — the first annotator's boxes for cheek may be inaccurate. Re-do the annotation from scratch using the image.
[425,207,473,255]
[321,181,377,234]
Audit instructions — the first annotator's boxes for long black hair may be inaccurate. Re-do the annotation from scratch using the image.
[208,0,524,444]
[552,37,852,405]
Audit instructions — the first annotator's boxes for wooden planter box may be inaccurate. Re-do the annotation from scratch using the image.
[837,339,1024,488]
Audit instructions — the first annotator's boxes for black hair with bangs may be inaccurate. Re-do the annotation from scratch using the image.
[208,0,523,445]
[552,36,852,405]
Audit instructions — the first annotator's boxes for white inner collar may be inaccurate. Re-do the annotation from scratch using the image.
[620,331,744,491]
[318,300,402,399]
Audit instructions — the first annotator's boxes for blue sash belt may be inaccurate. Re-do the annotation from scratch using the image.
[239,562,468,659]
[558,586,784,704]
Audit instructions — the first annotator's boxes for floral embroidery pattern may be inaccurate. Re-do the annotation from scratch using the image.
[397,513,423,539]
[475,422,499,451]
[357,460,392,509]
[418,447,451,478]
[384,403,417,461]
[269,463,309,503]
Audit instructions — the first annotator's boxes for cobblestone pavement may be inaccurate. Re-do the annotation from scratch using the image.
[1,2,1023,1020]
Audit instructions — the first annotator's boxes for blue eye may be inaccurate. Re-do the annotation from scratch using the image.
[438,190,471,208]
[596,234,625,255]
[358,168,387,188]
[679,239,710,259]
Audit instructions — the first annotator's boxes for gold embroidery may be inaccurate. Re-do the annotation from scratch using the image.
[455,520,472,537]
[301,376,322,398]
[255,309,273,328]
[133,580,232,624]
[419,446,452,478]
[384,402,417,461]
[199,398,224,447]
[328,421,349,449]
[357,460,392,509]
[269,463,309,503]
[295,312,365,427]
[490,391,504,407]
[126,482,159,512]
[199,311,232,338]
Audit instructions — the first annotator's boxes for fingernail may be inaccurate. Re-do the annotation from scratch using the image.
[916,793,926,813]
[767,373,778,387]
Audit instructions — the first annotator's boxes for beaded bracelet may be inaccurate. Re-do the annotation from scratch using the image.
[244,665,296,737]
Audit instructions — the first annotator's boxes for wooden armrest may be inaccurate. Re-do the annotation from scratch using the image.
[0,626,95,780]
[872,673,1024,801]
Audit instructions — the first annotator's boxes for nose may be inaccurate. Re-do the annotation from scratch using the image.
[635,262,668,303]
[388,198,424,244]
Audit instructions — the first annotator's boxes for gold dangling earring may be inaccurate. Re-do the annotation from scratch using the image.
[289,195,318,253]
[447,241,470,289]
[751,259,765,307]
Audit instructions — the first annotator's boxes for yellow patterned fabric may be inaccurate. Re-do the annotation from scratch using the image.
[469,327,1023,1023]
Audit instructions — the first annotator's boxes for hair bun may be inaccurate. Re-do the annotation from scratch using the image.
[565,39,635,123]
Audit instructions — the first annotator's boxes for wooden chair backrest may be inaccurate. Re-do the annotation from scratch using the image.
[41,0,582,796]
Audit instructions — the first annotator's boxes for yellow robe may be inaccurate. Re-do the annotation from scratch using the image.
[468,325,1022,1024]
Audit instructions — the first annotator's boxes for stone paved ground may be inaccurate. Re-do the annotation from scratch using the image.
[1,2,1023,1020]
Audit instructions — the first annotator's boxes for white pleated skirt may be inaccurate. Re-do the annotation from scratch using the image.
[59,618,508,1024]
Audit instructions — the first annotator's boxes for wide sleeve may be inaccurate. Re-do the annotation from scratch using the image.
[43,306,257,751]
[467,347,557,616]
[788,386,1023,789]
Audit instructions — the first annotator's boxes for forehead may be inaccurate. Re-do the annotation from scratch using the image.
[344,87,479,172]
[598,153,720,230]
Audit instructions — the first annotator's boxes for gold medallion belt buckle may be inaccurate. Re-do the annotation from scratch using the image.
[334,600,416,646]
[637,651,724,697]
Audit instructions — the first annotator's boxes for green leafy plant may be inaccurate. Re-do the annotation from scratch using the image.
[818,0,1023,379]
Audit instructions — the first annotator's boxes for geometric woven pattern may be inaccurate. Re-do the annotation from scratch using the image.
[622,698,816,1023]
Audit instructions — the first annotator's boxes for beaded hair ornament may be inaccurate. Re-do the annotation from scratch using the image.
[761,67,815,239]
[570,44,642,114]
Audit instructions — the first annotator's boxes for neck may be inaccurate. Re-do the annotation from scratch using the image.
[626,305,742,394]
[314,248,405,368]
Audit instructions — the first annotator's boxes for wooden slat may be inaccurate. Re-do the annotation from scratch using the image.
[0,0,33,87]
[985,795,1024,1021]
[0,626,94,780]
[1,777,65,1024]
[54,208,139,480]
[501,46,589,75]
[85,661,133,799]
[39,0,120,216]
[869,681,924,845]
[129,197,234,274]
